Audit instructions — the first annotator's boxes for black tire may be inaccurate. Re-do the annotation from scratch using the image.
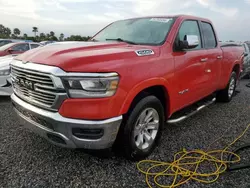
[216,72,237,102]
[243,73,250,79]
[119,95,164,161]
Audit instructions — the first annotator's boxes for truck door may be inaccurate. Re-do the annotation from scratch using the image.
[173,20,208,109]
[199,21,222,94]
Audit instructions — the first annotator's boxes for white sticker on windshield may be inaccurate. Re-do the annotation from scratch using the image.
[150,18,172,23]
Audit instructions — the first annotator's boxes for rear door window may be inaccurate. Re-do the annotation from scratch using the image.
[30,44,40,49]
[201,22,217,48]
[12,43,30,51]
[0,40,12,47]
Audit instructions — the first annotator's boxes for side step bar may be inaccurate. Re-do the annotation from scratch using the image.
[167,98,216,124]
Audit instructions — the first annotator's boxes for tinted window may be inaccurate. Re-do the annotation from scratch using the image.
[92,17,174,45]
[0,40,12,47]
[12,44,30,51]
[243,44,248,52]
[0,43,16,51]
[177,20,202,49]
[30,44,40,49]
[246,43,250,51]
[201,22,217,48]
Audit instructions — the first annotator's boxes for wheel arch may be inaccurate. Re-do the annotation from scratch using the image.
[232,63,240,78]
[119,78,171,119]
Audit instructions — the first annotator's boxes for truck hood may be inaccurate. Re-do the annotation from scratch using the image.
[15,42,159,72]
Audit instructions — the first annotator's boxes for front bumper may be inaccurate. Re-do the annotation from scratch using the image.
[11,94,122,149]
[0,75,12,96]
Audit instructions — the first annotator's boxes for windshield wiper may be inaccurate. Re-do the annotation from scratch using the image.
[106,38,138,45]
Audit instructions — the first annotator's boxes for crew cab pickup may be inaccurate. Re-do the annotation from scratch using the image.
[11,15,244,160]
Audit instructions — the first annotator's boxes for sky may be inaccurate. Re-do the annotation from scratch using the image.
[0,0,249,41]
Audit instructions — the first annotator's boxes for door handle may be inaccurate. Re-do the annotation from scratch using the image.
[200,58,208,62]
[217,55,223,59]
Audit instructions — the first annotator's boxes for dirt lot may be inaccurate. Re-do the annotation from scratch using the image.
[1,80,250,188]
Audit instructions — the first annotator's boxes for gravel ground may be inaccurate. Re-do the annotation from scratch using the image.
[1,80,250,188]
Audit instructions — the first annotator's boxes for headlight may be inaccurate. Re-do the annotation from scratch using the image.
[62,74,119,98]
[0,68,10,76]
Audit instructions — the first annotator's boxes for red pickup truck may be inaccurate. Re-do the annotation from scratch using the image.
[11,15,244,160]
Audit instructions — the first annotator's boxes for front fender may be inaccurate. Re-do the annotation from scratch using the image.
[119,77,172,116]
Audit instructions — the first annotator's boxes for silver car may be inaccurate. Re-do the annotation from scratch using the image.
[0,55,14,96]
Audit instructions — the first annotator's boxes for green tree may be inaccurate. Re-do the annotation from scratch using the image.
[4,27,11,38]
[59,33,64,41]
[39,32,46,41]
[0,24,5,38]
[40,32,45,38]
[23,33,28,39]
[65,35,92,41]
[50,31,55,38]
[46,33,50,40]
[51,36,58,41]
[13,28,21,37]
[32,27,38,37]
[11,34,16,39]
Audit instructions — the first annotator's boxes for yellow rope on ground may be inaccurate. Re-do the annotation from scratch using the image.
[137,124,250,188]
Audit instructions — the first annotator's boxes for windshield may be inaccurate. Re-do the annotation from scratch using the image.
[92,17,174,45]
[0,43,14,51]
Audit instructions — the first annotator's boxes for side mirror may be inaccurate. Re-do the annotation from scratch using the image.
[185,35,199,49]
[179,35,199,50]
[244,52,248,57]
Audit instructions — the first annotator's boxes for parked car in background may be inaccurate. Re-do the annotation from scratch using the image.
[40,41,56,46]
[0,39,34,47]
[242,42,250,78]
[0,55,14,96]
[0,39,13,47]
[0,42,41,57]
[220,42,247,79]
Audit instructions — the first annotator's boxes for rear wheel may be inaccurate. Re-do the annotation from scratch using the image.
[120,95,164,160]
[216,72,237,102]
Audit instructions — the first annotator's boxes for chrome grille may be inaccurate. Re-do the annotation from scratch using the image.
[11,65,59,110]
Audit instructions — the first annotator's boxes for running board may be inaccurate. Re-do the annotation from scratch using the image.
[167,98,216,124]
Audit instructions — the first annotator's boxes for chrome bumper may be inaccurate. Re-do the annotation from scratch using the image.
[11,94,122,149]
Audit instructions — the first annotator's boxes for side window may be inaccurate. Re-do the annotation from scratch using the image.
[12,44,30,51]
[0,40,12,46]
[30,44,40,49]
[201,22,217,48]
[177,20,202,50]
[247,43,250,52]
[243,44,247,52]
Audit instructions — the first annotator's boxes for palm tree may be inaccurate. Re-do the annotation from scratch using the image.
[59,33,64,41]
[23,33,28,39]
[40,32,45,38]
[13,28,21,37]
[39,32,45,40]
[50,31,55,37]
[32,27,38,37]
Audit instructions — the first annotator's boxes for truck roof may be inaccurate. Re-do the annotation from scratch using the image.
[118,14,212,23]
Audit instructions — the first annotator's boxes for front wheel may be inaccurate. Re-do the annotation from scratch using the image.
[216,72,237,102]
[120,95,164,160]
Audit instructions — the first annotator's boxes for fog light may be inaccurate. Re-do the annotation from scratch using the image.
[72,128,104,139]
